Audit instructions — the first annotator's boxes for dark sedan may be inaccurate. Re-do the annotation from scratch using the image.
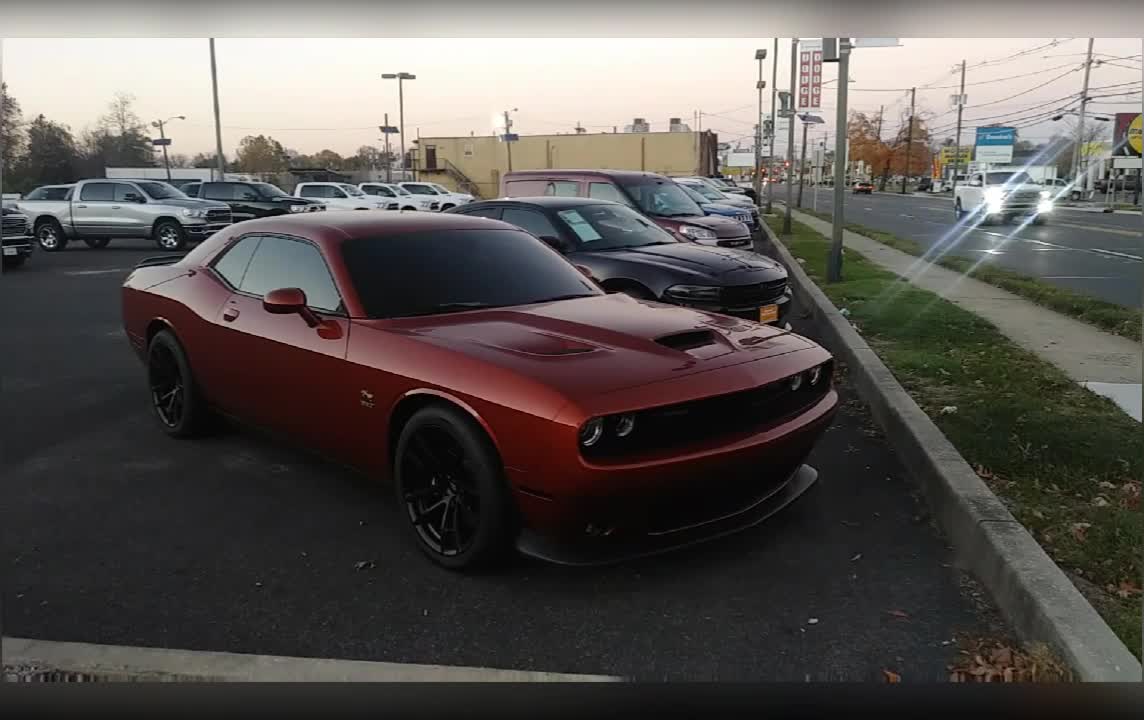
[449,197,792,328]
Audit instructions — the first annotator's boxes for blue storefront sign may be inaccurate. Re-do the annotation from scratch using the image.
[975,127,1015,163]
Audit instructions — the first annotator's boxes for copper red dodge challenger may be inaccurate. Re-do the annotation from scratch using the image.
[121,212,838,570]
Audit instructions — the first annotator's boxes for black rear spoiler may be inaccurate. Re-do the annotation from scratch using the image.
[135,253,187,269]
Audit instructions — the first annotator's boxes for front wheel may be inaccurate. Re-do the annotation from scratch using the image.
[84,237,111,249]
[35,219,68,251]
[394,405,513,571]
[153,221,187,251]
[146,330,210,438]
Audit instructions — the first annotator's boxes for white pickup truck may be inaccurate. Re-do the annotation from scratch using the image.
[953,170,1053,225]
[358,183,439,212]
[294,182,392,211]
[397,182,474,211]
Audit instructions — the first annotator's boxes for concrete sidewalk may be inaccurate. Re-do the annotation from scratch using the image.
[780,205,1142,421]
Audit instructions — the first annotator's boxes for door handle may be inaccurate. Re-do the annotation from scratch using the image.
[111,205,122,209]
[222,307,240,322]
[76,204,88,208]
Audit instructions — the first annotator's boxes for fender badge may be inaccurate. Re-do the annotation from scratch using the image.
[360,390,375,409]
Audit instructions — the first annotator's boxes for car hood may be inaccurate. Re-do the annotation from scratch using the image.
[669,213,748,238]
[156,198,230,211]
[701,202,749,215]
[573,242,784,282]
[271,196,323,206]
[378,293,813,398]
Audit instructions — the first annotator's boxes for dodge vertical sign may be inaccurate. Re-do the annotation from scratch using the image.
[798,39,823,112]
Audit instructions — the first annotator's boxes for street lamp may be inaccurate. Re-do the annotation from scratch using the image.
[151,115,186,182]
[1052,111,1111,183]
[753,48,768,203]
[382,72,416,180]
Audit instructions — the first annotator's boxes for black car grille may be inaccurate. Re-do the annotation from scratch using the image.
[583,363,832,460]
[716,238,752,248]
[721,278,788,307]
[2,215,29,237]
[748,209,760,228]
[206,209,232,224]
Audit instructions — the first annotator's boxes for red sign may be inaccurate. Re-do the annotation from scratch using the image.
[798,49,823,111]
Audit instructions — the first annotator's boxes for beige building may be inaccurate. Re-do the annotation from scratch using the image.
[412,131,720,198]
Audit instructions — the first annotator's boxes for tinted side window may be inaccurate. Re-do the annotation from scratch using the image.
[240,236,342,313]
[212,235,262,288]
[460,206,503,219]
[297,185,324,198]
[202,183,236,201]
[588,182,629,204]
[182,183,202,197]
[79,183,115,201]
[113,184,143,202]
[504,179,547,196]
[545,181,580,197]
[235,184,260,201]
[501,208,560,238]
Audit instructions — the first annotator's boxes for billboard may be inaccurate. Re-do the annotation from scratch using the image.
[974,126,1015,164]
[797,39,823,112]
[939,147,973,165]
[1114,113,1142,157]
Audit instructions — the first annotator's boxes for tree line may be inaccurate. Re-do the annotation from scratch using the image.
[1,83,393,193]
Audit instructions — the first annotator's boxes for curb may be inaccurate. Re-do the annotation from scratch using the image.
[759,220,1141,682]
[2,637,623,683]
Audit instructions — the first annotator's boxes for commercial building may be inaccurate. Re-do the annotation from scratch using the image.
[412,130,720,198]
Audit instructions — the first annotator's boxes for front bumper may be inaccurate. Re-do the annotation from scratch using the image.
[511,389,837,566]
[184,222,232,238]
[671,289,792,326]
[2,236,34,259]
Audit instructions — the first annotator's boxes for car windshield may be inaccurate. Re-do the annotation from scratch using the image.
[341,229,602,319]
[404,184,437,196]
[390,185,411,195]
[429,184,450,194]
[339,184,366,197]
[556,204,678,251]
[680,182,724,202]
[677,184,712,205]
[619,178,704,217]
[986,172,1034,185]
[254,183,290,198]
[137,181,187,200]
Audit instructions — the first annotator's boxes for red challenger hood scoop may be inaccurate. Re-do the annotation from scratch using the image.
[652,329,733,360]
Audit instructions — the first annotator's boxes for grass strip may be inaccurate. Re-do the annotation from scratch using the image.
[792,206,1141,342]
[769,215,1142,658]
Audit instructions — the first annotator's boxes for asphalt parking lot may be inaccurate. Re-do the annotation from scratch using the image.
[1,238,1012,681]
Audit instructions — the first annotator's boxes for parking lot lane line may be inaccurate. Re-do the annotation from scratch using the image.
[63,268,132,276]
[1,637,624,682]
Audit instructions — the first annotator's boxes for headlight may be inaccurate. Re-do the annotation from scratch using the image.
[808,363,828,386]
[678,224,716,241]
[288,204,310,213]
[1039,190,1051,199]
[664,284,722,301]
[579,418,604,447]
[789,373,804,391]
[1037,200,1053,213]
[614,414,636,438]
[984,188,1005,203]
[180,208,207,218]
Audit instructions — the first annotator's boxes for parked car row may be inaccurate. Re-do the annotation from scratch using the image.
[122,200,836,571]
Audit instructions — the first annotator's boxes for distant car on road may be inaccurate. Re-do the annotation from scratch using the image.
[397,182,475,211]
[852,180,875,195]
[182,181,326,222]
[17,179,232,251]
[121,210,836,570]
[449,197,791,327]
[2,207,35,269]
[294,182,391,211]
[954,170,1052,225]
[358,182,439,212]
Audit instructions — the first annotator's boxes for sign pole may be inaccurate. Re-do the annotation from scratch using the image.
[827,39,851,283]
[952,60,966,197]
[782,38,799,235]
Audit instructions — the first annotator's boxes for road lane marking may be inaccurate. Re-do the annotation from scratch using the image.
[1051,221,1142,237]
[1041,276,1117,279]
[1089,248,1143,261]
[63,268,131,276]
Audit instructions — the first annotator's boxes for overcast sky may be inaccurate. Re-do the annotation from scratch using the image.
[2,38,1140,159]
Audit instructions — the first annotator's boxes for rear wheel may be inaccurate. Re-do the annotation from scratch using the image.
[35,219,67,251]
[394,405,513,571]
[146,330,210,438]
[440,204,455,211]
[153,220,187,251]
[84,237,111,249]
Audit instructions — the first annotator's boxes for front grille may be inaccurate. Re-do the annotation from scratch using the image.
[2,215,29,237]
[721,278,788,307]
[645,463,799,534]
[716,238,751,248]
[583,362,832,459]
[206,209,232,224]
[735,213,751,224]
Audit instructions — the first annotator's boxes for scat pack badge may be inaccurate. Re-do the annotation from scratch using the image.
[360,389,375,409]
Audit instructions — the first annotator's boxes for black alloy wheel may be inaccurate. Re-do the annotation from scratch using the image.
[146,330,209,437]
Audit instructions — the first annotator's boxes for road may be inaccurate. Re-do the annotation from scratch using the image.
[1,240,1012,680]
[768,184,1143,308]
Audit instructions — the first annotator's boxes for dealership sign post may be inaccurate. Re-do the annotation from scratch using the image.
[797,39,823,112]
[974,127,1016,165]
[1114,113,1142,157]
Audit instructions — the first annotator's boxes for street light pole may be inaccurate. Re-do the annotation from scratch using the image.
[1070,38,1095,190]
[209,39,225,181]
[901,86,916,194]
[782,37,799,235]
[382,72,416,181]
[151,115,185,182]
[754,48,767,202]
[797,117,809,207]
[952,60,966,197]
[766,37,778,214]
[384,113,392,183]
[827,38,852,283]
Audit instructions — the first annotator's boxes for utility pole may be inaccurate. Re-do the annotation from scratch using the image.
[754,48,768,202]
[503,109,515,172]
[1070,38,1095,190]
[155,119,172,181]
[827,38,852,283]
[874,104,885,190]
[782,37,798,235]
[766,37,778,213]
[797,117,809,207]
[952,60,967,197]
[383,112,392,183]
[209,39,226,181]
[901,86,916,194]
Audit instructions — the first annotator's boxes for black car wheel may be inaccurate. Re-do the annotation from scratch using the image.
[394,405,513,571]
[84,237,111,249]
[154,221,187,251]
[146,330,210,438]
[35,219,67,251]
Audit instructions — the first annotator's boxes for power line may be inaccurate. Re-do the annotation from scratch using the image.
[968,38,1077,69]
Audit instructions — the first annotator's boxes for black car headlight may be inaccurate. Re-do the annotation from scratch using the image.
[579,418,604,447]
[580,413,638,450]
[665,284,721,302]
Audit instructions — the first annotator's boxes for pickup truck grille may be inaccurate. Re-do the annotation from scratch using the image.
[721,278,788,307]
[206,209,232,224]
[2,215,29,237]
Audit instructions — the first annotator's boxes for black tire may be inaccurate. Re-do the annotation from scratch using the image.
[394,405,513,571]
[402,206,417,212]
[146,330,210,438]
[83,237,111,249]
[3,255,28,269]
[35,219,68,252]
[954,199,964,221]
[153,220,187,251]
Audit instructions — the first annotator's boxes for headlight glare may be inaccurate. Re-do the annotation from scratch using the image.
[1039,190,1051,199]
[984,188,1005,203]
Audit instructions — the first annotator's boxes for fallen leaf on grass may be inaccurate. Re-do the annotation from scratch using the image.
[1097,481,1116,490]
[975,465,995,480]
[883,669,901,683]
[1030,509,1045,520]
[1116,580,1142,599]
[806,618,819,625]
[1091,496,1110,508]
[353,560,375,571]
[886,609,909,619]
[940,405,958,415]
[1070,523,1091,543]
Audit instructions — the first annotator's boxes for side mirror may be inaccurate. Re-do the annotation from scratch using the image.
[125,193,144,203]
[263,287,320,327]
[575,265,595,280]
[539,235,570,253]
